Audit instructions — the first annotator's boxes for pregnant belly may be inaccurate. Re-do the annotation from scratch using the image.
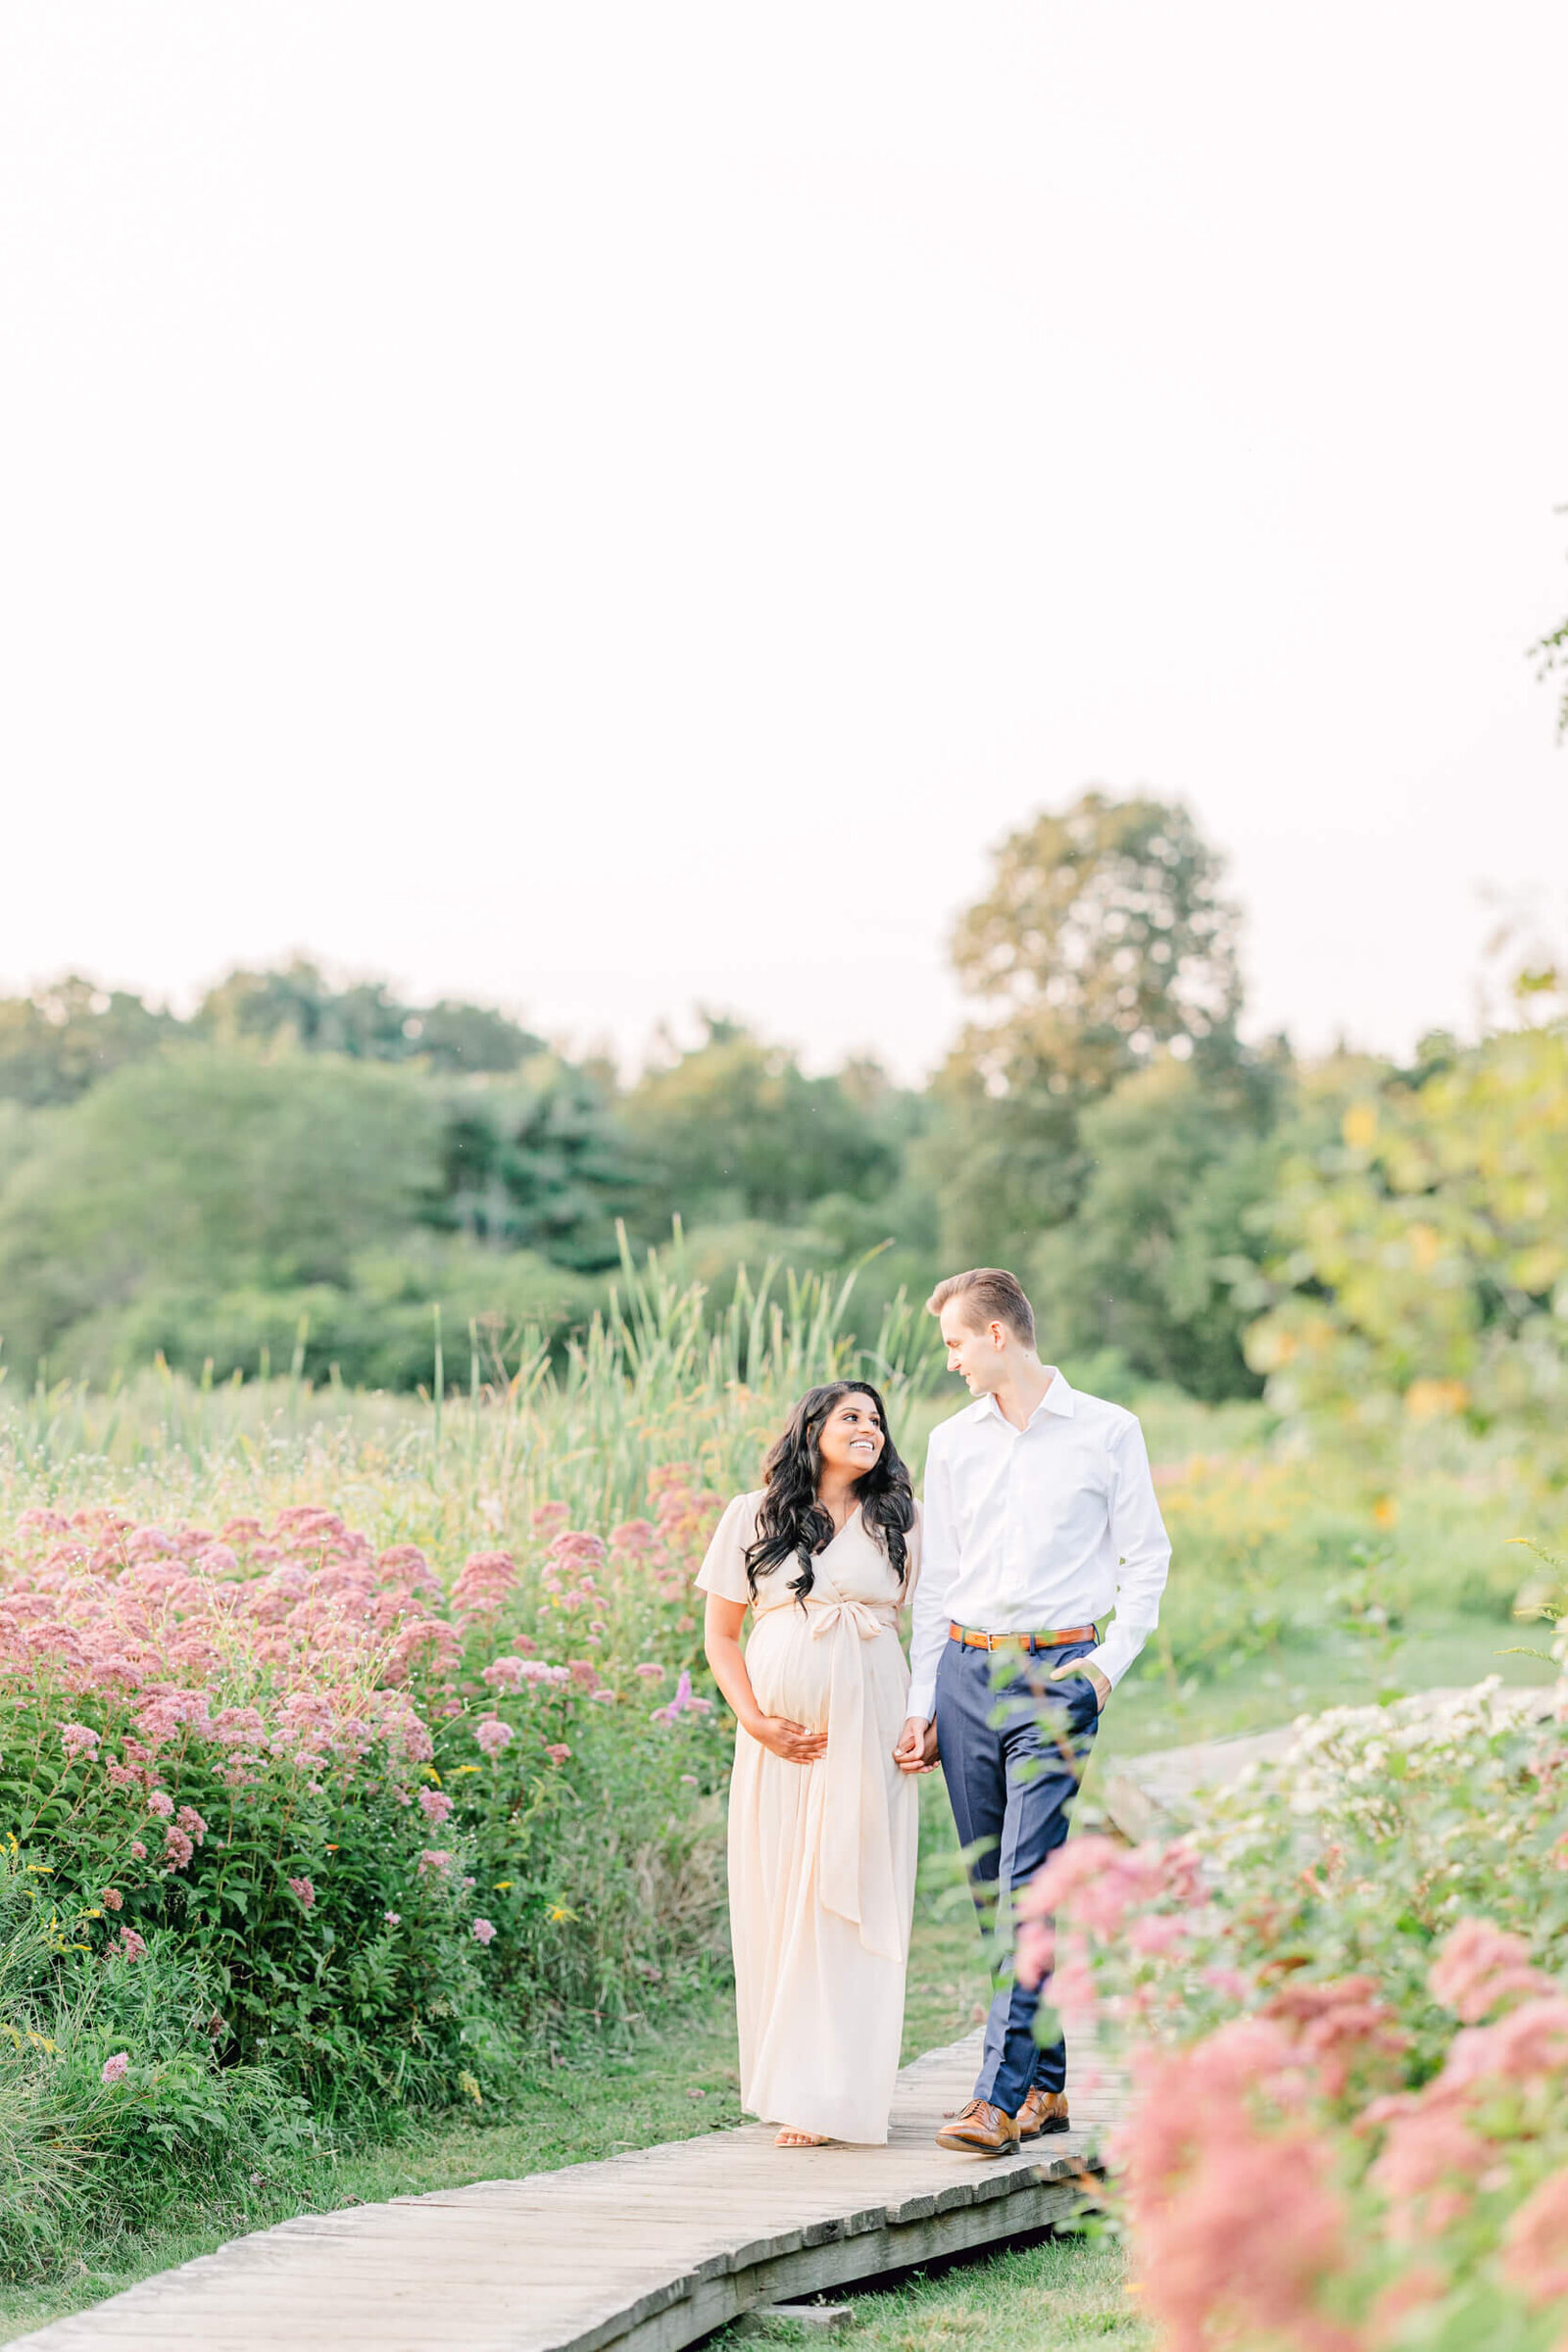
[746,1611,905,1734]
[746,1611,835,1731]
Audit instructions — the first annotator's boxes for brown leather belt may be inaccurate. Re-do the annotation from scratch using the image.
[949,1621,1097,1653]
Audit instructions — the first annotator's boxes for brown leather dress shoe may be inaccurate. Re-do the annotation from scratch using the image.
[934,2098,1021,2155]
[1017,2087,1070,2139]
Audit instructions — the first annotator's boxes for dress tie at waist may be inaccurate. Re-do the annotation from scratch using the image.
[781,1587,906,1961]
[806,1597,898,1641]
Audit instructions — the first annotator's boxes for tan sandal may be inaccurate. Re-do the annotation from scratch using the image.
[773,2128,831,2147]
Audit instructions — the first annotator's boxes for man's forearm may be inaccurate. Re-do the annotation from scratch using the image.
[906,1567,952,1719]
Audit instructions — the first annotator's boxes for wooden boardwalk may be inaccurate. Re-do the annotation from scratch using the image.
[16,2032,1120,2352]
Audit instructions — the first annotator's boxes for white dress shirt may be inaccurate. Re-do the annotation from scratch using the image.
[906,1369,1171,1720]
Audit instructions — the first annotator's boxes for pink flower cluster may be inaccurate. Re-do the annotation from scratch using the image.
[481,1655,569,1694]
[1112,2016,1358,2352]
[0,1509,451,1757]
[1426,1917,1546,2023]
[1364,1925,1568,2245]
[450,1550,517,1618]
[644,1467,723,1600]
[1503,2170,1568,2311]
[1081,1870,1568,2349]
[652,1670,713,1727]
[5,1484,722,1996]
[1013,1834,1204,1999]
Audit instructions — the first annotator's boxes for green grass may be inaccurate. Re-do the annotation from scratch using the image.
[721,2236,1149,2350]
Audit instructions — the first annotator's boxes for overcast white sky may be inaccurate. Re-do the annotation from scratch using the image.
[2,4,1565,1080]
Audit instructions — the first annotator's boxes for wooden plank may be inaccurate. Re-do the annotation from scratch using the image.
[572,2180,1085,2352]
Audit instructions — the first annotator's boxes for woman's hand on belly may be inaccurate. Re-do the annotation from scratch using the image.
[748,1713,828,1764]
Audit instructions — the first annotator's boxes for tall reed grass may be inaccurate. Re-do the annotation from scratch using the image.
[0,1235,944,1544]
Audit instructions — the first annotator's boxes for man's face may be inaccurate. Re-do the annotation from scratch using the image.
[939,1305,1005,1395]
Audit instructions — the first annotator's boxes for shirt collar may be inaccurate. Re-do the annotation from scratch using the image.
[968,1368,1076,1427]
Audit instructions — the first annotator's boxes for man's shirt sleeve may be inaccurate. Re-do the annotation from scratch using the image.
[906,1431,958,1720]
[1085,1412,1171,1691]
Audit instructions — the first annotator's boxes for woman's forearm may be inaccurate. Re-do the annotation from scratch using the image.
[705,1632,764,1736]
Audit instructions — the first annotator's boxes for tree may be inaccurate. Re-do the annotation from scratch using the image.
[930,790,1245,1268]
[1029,1052,1285,1398]
[0,977,180,1105]
[951,790,1242,1088]
[431,1057,640,1270]
[1533,511,1568,739]
[198,958,544,1072]
[622,1019,899,1230]
[1244,1025,1568,1474]
[1537,607,1568,740]
[0,1048,447,1378]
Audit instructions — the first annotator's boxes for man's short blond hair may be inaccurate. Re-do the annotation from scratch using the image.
[925,1267,1037,1349]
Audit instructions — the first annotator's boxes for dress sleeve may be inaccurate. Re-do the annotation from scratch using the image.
[695,1492,760,1604]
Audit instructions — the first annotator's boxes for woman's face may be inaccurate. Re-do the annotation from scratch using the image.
[815,1391,886,1482]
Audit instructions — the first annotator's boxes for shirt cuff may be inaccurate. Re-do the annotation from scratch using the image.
[1085,1619,1156,1691]
[906,1677,937,1723]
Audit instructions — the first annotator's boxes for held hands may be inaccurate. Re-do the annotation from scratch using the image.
[750,1715,828,1765]
[1052,1658,1111,1712]
[893,1716,940,1775]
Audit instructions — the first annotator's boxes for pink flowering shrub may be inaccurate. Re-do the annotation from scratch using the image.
[1034,1681,1568,2346]
[0,1487,728,2124]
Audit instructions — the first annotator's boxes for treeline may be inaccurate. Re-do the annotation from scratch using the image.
[2,789,1558,1413]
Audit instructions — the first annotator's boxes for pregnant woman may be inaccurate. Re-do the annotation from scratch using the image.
[699,1381,922,2147]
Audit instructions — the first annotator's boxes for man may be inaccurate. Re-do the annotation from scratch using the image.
[894,1267,1171,2155]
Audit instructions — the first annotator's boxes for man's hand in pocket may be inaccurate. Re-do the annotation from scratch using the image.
[1050,1658,1110,1711]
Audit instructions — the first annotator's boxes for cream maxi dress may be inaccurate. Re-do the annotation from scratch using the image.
[697,1492,922,2145]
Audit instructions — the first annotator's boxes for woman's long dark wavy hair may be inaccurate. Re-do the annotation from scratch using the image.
[744,1381,915,1605]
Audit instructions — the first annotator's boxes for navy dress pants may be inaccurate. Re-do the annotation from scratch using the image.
[934,1636,1100,2117]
